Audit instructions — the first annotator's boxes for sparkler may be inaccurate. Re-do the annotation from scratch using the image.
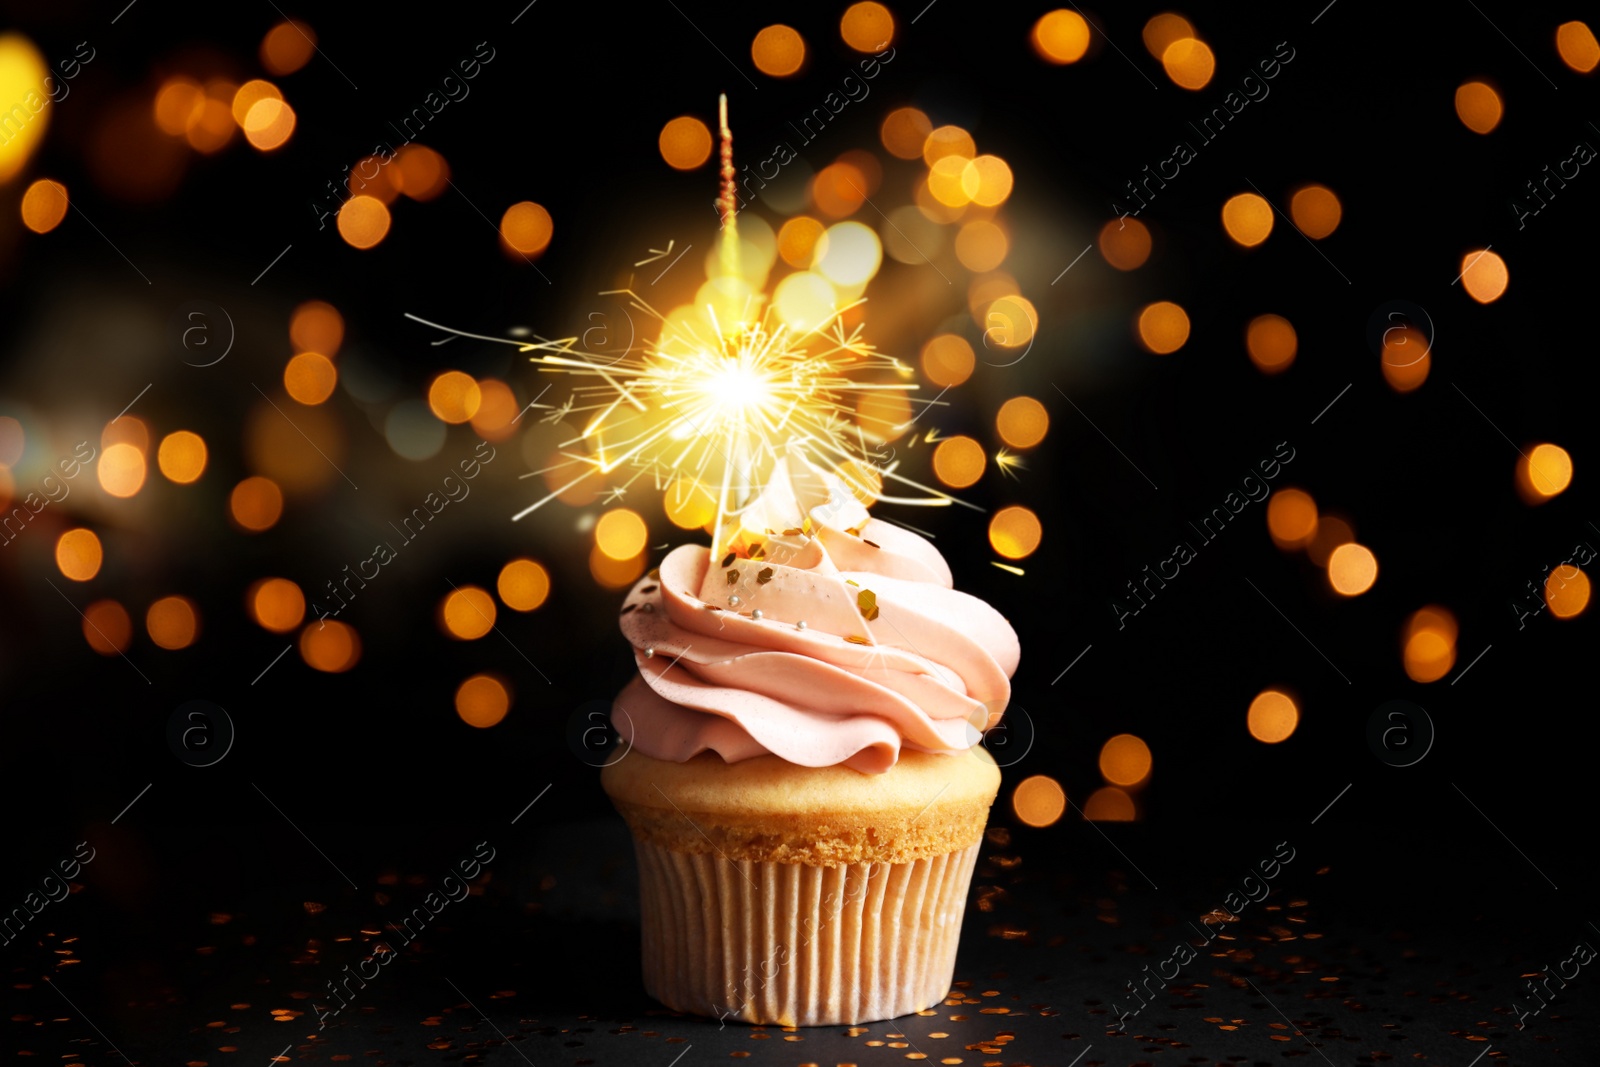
[409,96,969,556]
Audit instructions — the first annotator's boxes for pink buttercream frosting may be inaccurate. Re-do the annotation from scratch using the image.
[613,454,1020,774]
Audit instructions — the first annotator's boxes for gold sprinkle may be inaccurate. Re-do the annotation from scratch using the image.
[749,542,766,559]
[905,1055,926,1061]
[726,569,739,585]
[941,1060,963,1065]
[845,1029,868,1038]
[863,539,880,548]
[783,528,802,536]
[978,1007,1009,1014]
[757,567,774,584]
[928,1033,949,1038]
[845,635,871,645]
[857,589,879,621]
[647,568,660,579]
[866,1041,885,1047]
[845,579,859,586]
[887,1042,908,1049]
[721,552,737,568]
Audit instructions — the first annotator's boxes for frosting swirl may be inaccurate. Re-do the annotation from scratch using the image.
[613,454,1020,774]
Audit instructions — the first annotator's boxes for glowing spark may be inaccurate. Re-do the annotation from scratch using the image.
[991,561,1025,575]
[995,448,1026,479]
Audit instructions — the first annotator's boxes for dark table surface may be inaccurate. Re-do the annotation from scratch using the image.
[7,802,1597,1067]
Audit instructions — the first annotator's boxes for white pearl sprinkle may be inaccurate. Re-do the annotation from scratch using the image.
[729,595,741,606]
[751,610,763,620]
[641,603,654,613]
[796,620,807,630]
[644,648,655,658]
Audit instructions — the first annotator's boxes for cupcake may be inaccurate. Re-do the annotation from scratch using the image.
[602,452,1020,1026]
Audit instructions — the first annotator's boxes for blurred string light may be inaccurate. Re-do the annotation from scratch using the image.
[1266,487,1317,550]
[1142,13,1194,58]
[456,674,511,727]
[249,578,306,633]
[82,601,132,655]
[0,34,49,181]
[1162,37,1215,90]
[932,436,985,488]
[1516,443,1573,503]
[260,20,316,75]
[1083,786,1136,821]
[1098,218,1151,270]
[1246,313,1296,374]
[20,179,68,234]
[1247,689,1299,743]
[1012,775,1066,827]
[229,476,283,532]
[497,559,551,611]
[441,586,496,639]
[1137,301,1190,354]
[1556,21,1600,72]
[1032,10,1090,64]
[839,2,894,52]
[156,431,207,483]
[285,352,337,405]
[499,201,553,256]
[1221,192,1272,247]
[300,620,360,672]
[1454,81,1503,134]
[1380,324,1430,392]
[147,596,199,650]
[751,24,806,77]
[989,505,1041,559]
[1402,606,1457,682]
[1545,565,1591,618]
[1099,734,1152,787]
[659,116,712,170]
[995,397,1048,449]
[1327,542,1378,596]
[1289,184,1341,238]
[1460,248,1508,303]
[1307,514,1354,568]
[56,529,102,581]
[880,107,931,159]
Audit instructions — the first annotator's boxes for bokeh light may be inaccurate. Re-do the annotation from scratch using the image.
[778,216,826,268]
[500,201,554,256]
[1289,184,1341,238]
[1517,443,1573,502]
[658,116,712,170]
[230,476,284,532]
[880,107,931,159]
[920,334,975,388]
[1142,13,1194,58]
[664,476,718,530]
[955,219,1008,272]
[187,83,236,153]
[395,145,449,200]
[989,505,1041,559]
[290,300,343,355]
[284,352,338,405]
[1460,249,1508,303]
[1137,301,1190,354]
[590,545,646,589]
[157,430,207,484]
[0,35,51,180]
[102,415,149,452]
[82,600,132,655]
[427,371,482,424]
[441,586,497,640]
[251,578,307,633]
[1328,542,1378,596]
[98,442,146,498]
[817,221,882,286]
[56,529,103,582]
[337,195,390,249]
[813,160,869,217]
[1247,689,1299,743]
[1246,313,1297,374]
[20,179,68,234]
[1011,775,1066,828]
[963,155,1014,207]
[996,396,1049,448]
[1162,37,1214,89]
[1083,786,1136,822]
[0,416,22,467]
[260,20,316,75]
[596,508,649,560]
[1221,192,1274,247]
[1099,734,1152,786]
[456,674,511,728]
[923,125,976,167]
[243,98,296,151]
[1032,10,1090,63]
[300,620,361,672]
[231,79,282,127]
[932,436,986,488]
[1266,488,1317,549]
[147,596,199,650]
[1380,324,1431,393]
[1403,605,1458,683]
[751,24,805,77]
[1455,81,1503,134]
[1098,217,1151,270]
[1308,515,1354,568]
[774,271,836,332]
[1545,565,1591,619]
[840,2,894,51]
[497,559,551,612]
[1557,21,1600,72]
[984,294,1037,350]
[154,77,204,136]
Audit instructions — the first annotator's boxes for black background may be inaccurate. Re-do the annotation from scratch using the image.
[2,0,1598,1063]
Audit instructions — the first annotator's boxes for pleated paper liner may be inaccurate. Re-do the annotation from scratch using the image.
[634,840,982,1026]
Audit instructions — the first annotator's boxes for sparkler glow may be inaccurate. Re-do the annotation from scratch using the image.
[409,96,969,556]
